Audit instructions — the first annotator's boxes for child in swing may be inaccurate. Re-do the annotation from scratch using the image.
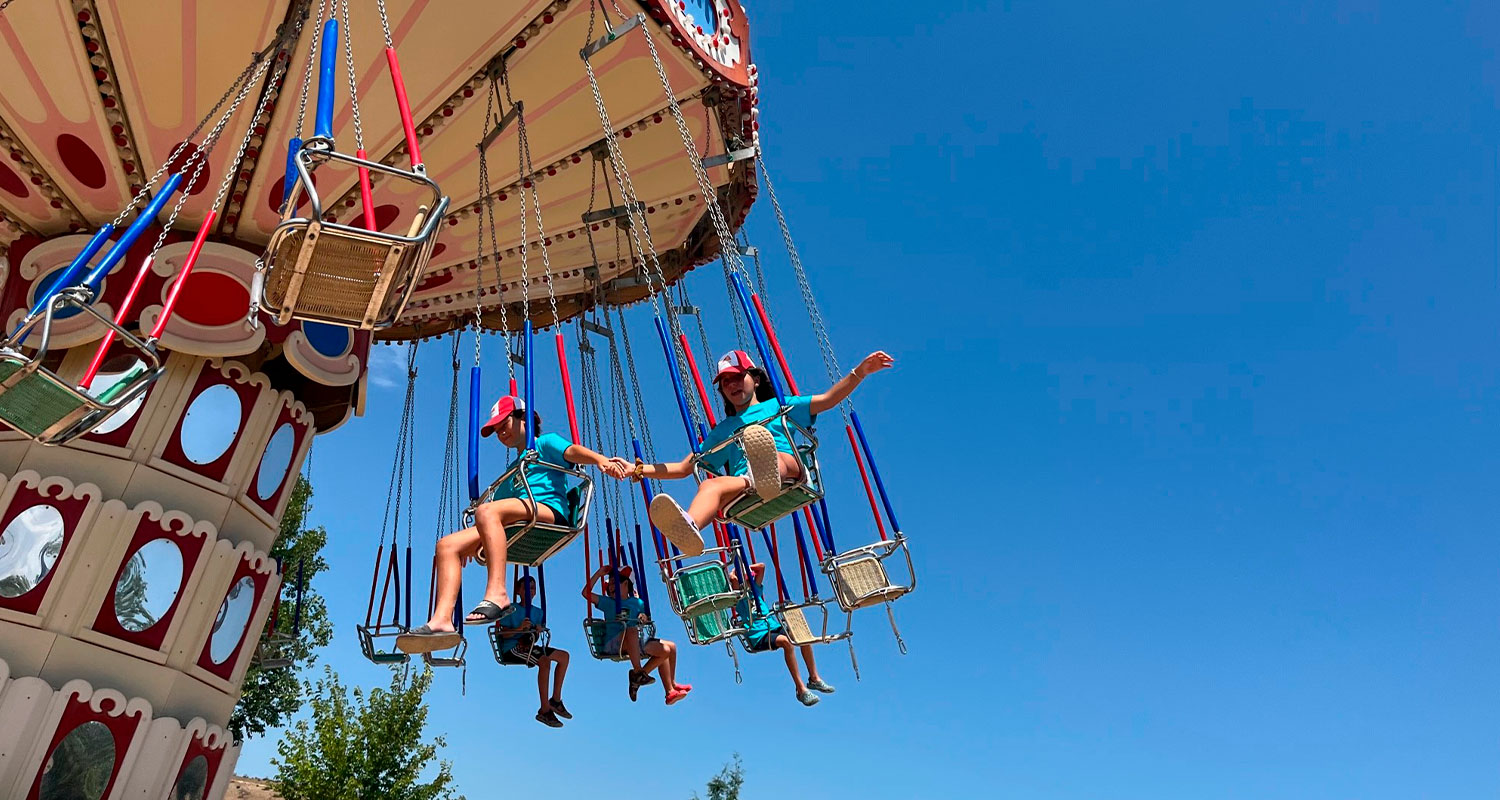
[397,395,629,654]
[490,574,573,727]
[634,349,894,556]
[730,562,835,706]
[581,564,691,705]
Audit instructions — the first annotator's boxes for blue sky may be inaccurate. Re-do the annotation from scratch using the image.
[237,2,1500,797]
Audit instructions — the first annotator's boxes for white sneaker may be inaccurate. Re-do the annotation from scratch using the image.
[740,424,782,501]
[650,494,705,557]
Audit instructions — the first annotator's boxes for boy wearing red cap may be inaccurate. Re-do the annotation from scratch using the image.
[397,395,629,653]
[633,349,894,556]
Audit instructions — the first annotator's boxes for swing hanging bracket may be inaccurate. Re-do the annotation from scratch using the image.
[702,146,758,170]
[580,13,644,59]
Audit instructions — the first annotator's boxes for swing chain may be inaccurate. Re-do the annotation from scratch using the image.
[758,160,845,389]
[498,70,562,330]
[338,0,366,151]
[375,0,395,50]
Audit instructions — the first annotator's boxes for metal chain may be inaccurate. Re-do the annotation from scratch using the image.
[339,0,365,150]
[499,69,562,330]
[437,333,463,539]
[475,79,516,375]
[758,160,845,387]
[375,0,395,49]
[294,0,329,138]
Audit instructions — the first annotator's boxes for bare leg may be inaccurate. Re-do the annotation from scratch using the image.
[424,528,481,630]
[535,653,552,712]
[468,499,556,621]
[799,643,822,684]
[776,451,803,481]
[777,636,808,693]
[684,475,753,528]
[551,649,569,701]
[621,630,645,672]
[644,639,677,692]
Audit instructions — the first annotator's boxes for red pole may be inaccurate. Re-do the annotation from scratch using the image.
[847,425,889,541]
[678,332,717,427]
[80,252,156,388]
[751,292,799,395]
[354,149,376,232]
[555,333,582,442]
[767,523,789,603]
[800,506,825,562]
[583,524,591,617]
[150,210,216,339]
[385,48,423,168]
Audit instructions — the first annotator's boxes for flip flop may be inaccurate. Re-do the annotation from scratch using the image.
[650,494,705,557]
[464,599,515,626]
[395,625,462,654]
[740,424,783,501]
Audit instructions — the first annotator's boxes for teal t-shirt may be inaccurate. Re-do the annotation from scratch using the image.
[489,432,574,519]
[594,596,646,643]
[493,603,544,653]
[733,581,782,646]
[699,396,816,476]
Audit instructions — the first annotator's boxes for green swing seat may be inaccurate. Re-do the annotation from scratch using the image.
[583,618,657,662]
[721,482,822,530]
[672,561,743,619]
[356,623,411,665]
[502,485,586,566]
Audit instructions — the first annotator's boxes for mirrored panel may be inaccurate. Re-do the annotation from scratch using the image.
[113,538,185,633]
[170,755,209,800]
[87,355,147,436]
[209,575,256,664]
[0,504,65,599]
[255,423,296,500]
[37,720,114,800]
[180,384,242,465]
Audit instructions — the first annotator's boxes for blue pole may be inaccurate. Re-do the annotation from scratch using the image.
[606,518,622,607]
[653,316,698,453]
[315,19,338,140]
[281,137,303,209]
[816,497,837,554]
[467,365,482,502]
[851,411,901,534]
[791,511,821,597]
[537,563,547,619]
[524,319,535,451]
[403,545,412,630]
[633,529,651,615]
[82,172,186,292]
[21,224,114,324]
[522,566,532,623]
[728,270,785,402]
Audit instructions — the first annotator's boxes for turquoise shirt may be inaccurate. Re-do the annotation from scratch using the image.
[734,581,782,646]
[493,603,544,654]
[594,596,646,644]
[489,432,574,519]
[698,396,816,477]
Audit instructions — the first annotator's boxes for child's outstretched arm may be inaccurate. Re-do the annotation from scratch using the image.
[810,351,895,414]
[564,443,631,479]
[633,454,697,482]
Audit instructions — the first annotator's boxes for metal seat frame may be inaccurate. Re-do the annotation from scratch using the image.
[822,534,915,653]
[422,637,469,668]
[697,407,824,530]
[582,617,658,663]
[488,622,552,666]
[0,289,163,445]
[466,453,594,567]
[356,621,411,665]
[258,138,449,330]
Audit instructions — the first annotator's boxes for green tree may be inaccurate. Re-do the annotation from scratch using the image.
[273,666,461,800]
[229,475,333,741]
[692,756,745,800]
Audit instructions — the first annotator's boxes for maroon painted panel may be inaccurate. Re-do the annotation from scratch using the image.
[26,694,142,800]
[0,482,91,616]
[174,727,229,798]
[91,514,206,651]
[159,361,257,483]
[195,555,267,680]
[246,403,309,517]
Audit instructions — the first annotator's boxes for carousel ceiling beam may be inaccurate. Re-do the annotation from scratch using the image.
[75,0,148,201]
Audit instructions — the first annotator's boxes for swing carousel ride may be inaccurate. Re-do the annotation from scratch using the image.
[0,1,912,797]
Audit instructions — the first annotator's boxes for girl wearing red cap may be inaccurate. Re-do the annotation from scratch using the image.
[397,395,630,653]
[633,349,894,556]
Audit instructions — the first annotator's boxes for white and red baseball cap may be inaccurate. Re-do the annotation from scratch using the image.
[480,395,526,437]
[713,349,757,383]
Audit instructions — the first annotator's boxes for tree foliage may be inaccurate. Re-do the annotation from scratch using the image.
[273,666,461,800]
[229,475,333,741]
[692,756,745,800]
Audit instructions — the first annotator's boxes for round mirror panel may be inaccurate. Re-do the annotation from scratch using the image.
[37,720,115,800]
[88,355,148,436]
[169,755,209,800]
[113,538,185,633]
[255,424,296,500]
[208,576,256,664]
[179,384,242,465]
[0,504,65,599]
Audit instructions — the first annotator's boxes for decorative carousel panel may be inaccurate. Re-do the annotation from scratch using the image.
[0,1,126,231]
[89,505,210,654]
[22,680,150,800]
[0,472,99,619]
[156,360,269,485]
[139,240,266,358]
[92,0,287,230]
[278,321,368,387]
[193,552,271,681]
[242,393,311,519]
[167,722,230,800]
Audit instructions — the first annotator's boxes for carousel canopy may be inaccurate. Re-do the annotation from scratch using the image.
[0,0,760,339]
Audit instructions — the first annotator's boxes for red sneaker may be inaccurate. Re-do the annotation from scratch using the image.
[665,686,692,705]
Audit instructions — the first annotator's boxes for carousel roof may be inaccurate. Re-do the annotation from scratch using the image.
[0,0,760,340]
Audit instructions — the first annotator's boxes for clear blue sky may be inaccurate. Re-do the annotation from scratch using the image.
[238,2,1500,797]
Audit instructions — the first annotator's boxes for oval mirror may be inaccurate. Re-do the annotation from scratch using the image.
[36,720,114,800]
[113,538,184,633]
[169,754,209,800]
[255,424,296,500]
[0,504,65,598]
[180,384,242,465]
[208,575,256,664]
[88,355,148,435]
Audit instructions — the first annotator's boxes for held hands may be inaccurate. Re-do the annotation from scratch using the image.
[600,456,632,480]
[853,350,895,378]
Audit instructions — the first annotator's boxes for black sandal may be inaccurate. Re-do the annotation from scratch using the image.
[464,599,515,626]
